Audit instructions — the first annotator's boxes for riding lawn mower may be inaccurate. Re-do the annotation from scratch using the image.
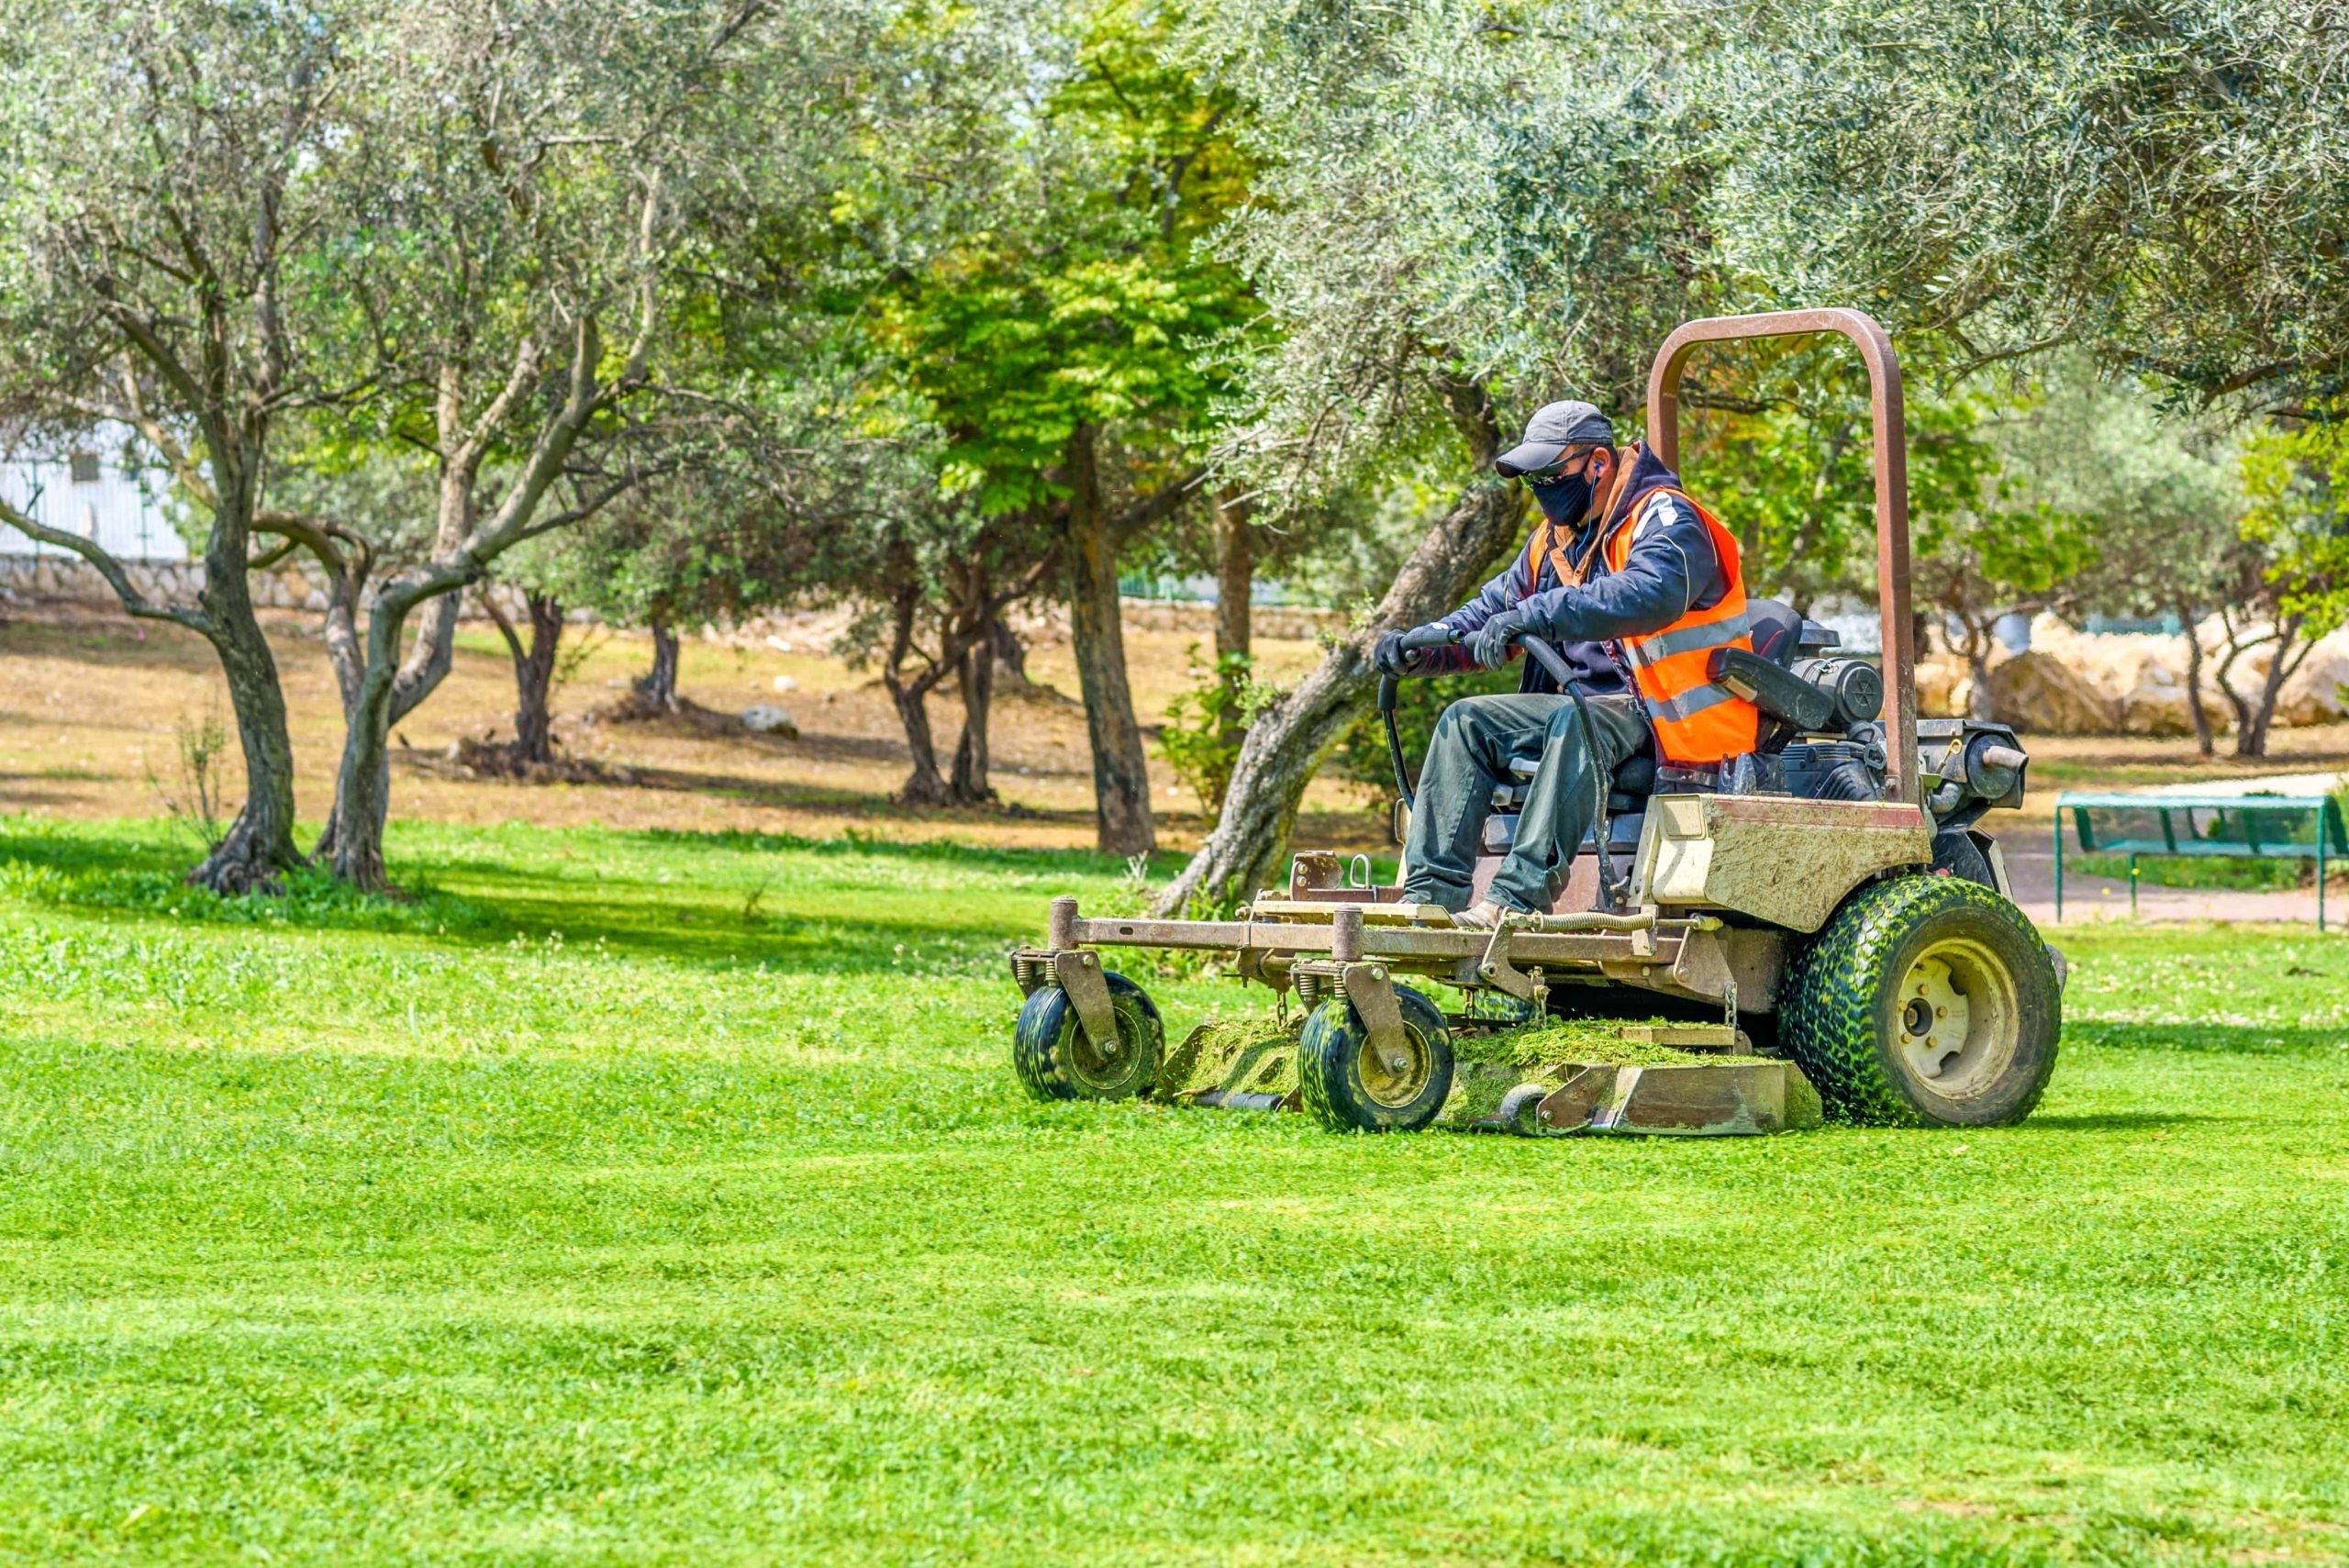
[1008,309,2064,1137]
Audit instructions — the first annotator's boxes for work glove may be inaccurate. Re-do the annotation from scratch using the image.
[1375,626,1443,677]
[1467,608,1528,671]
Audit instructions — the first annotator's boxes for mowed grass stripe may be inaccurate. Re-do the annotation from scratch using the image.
[0,817,2344,1563]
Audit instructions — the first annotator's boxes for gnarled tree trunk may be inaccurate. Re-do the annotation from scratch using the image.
[636,617,681,712]
[1956,615,1998,722]
[192,524,306,895]
[2232,612,2309,759]
[990,617,1029,685]
[1212,488,1253,669]
[1211,487,1254,755]
[1063,424,1155,858]
[1158,381,1516,916]
[2172,599,2215,757]
[951,605,997,806]
[486,588,564,765]
[880,581,952,806]
[6,429,308,895]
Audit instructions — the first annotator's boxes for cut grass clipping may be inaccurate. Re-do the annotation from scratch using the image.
[1453,1014,1765,1067]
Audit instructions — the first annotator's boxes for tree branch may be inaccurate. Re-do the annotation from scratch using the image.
[1108,468,1207,541]
[0,495,210,634]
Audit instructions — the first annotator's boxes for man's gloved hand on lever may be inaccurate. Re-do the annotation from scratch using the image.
[1466,608,1527,672]
[1374,623,1459,677]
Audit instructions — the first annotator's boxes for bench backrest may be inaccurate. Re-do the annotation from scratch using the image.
[2057,793,2349,860]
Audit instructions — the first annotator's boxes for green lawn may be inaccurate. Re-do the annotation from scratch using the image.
[2,817,2345,1566]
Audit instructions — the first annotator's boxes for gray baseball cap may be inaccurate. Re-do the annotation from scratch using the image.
[1494,400,1616,477]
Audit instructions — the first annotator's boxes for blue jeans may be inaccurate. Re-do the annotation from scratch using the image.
[1399,692,1650,914]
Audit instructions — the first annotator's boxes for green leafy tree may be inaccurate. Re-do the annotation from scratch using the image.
[2006,361,2244,753]
[1707,0,2349,405]
[1158,0,1722,914]
[878,0,1254,852]
[303,0,905,891]
[1900,389,2093,722]
[2234,406,2349,755]
[0,3,372,891]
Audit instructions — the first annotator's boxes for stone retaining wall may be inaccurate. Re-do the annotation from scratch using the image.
[0,552,332,612]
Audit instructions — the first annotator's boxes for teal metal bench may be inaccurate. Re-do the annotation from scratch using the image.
[2054,791,2347,929]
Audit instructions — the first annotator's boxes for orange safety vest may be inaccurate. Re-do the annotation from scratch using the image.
[1600,484,1759,765]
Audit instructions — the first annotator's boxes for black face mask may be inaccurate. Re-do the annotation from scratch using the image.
[1533,473,1592,526]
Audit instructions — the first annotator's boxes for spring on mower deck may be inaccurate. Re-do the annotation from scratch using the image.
[1010,952,1055,995]
[1293,969,1333,1010]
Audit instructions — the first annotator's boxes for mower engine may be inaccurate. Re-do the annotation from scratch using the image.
[1711,620,2032,893]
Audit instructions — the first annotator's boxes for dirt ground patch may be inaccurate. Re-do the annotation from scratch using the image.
[6,598,2341,858]
[0,601,1388,854]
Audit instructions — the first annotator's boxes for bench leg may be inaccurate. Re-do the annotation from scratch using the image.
[2053,808,2064,924]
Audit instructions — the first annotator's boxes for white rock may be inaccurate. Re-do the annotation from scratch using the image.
[772,674,797,693]
[741,705,797,736]
[2275,628,2349,727]
[1987,651,2114,735]
[764,635,794,653]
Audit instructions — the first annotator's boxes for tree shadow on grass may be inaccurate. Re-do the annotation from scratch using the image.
[614,824,1180,878]
[0,817,1133,974]
[394,748,1134,839]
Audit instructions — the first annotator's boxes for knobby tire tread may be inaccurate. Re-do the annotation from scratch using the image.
[1297,984,1453,1133]
[1012,972,1163,1102]
[1781,874,2058,1128]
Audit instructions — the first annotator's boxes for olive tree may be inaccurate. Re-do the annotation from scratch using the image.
[306,0,899,890]
[1704,0,2349,405]
[878,0,1252,854]
[0,3,369,891]
[1158,0,1718,913]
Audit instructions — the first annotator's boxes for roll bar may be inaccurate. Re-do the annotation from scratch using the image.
[1645,309,1918,805]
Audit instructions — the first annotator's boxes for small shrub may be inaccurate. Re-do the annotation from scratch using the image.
[1158,645,1276,814]
[148,702,233,852]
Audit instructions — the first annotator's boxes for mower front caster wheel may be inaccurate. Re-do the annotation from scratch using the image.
[1298,983,1454,1133]
[1013,970,1164,1103]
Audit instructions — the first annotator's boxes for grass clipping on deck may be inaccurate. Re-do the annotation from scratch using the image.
[1157,1013,1301,1101]
[1453,1016,1768,1067]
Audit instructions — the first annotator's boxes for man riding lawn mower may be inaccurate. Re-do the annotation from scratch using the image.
[1375,394,1761,932]
[1008,309,2062,1138]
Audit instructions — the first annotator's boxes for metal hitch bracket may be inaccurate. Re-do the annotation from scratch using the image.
[1340,962,1411,1073]
[1052,949,1119,1052]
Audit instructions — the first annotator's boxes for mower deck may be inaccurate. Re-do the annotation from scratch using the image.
[1151,1015,1824,1137]
[1012,893,1825,1138]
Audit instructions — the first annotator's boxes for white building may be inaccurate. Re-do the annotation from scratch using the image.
[0,428,186,562]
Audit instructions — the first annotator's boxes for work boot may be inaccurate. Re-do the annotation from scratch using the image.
[1451,897,1523,931]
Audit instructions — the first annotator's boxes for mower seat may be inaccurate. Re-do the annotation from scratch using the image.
[1747,596,1806,667]
[1486,747,1657,865]
[1491,747,1656,816]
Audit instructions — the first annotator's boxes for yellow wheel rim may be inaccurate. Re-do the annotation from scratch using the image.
[1896,937,2021,1101]
[1356,1022,1432,1108]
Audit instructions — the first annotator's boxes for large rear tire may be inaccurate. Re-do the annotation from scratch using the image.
[1012,971,1163,1103]
[1781,875,2059,1128]
[1297,983,1454,1133]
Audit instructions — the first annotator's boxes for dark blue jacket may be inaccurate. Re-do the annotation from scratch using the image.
[1428,442,1728,695]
